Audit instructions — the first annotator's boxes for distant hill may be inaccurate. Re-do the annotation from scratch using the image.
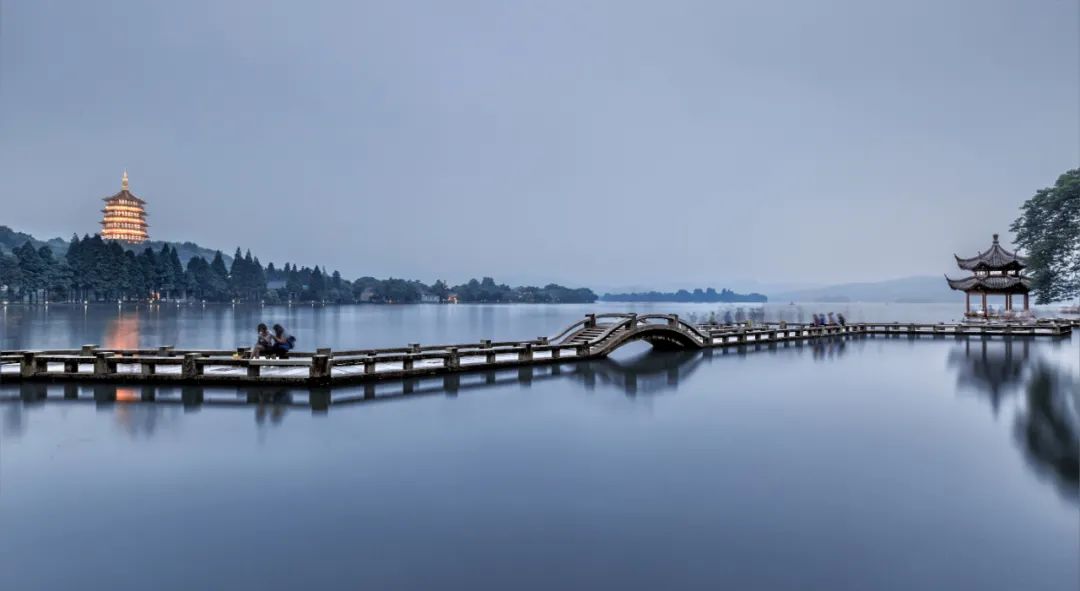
[0,226,232,267]
[770,276,955,303]
[601,287,767,303]
[0,226,67,257]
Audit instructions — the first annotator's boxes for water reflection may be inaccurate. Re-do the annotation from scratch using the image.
[948,338,1079,502]
[949,339,1032,414]
[1014,362,1079,502]
[0,338,854,434]
[4,337,1075,504]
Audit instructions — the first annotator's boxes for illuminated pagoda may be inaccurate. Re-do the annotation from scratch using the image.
[946,233,1031,317]
[100,171,149,243]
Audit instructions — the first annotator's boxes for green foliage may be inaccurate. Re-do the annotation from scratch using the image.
[2,229,597,305]
[1011,168,1080,303]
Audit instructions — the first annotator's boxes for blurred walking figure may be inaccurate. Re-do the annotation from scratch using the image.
[837,313,847,326]
[724,310,734,325]
[827,312,836,325]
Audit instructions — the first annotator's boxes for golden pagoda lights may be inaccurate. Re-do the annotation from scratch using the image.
[100,171,149,243]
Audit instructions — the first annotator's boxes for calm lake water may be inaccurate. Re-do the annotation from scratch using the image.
[1,303,1077,590]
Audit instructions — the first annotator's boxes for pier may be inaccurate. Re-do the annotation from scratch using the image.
[2,314,1075,393]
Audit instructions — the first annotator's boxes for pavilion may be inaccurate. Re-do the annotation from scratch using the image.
[946,234,1031,317]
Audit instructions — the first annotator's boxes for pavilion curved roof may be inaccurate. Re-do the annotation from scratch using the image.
[954,234,1026,270]
[945,275,1031,292]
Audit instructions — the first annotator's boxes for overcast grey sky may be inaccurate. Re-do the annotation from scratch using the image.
[1,0,1077,290]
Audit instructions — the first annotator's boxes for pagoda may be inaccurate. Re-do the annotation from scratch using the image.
[946,233,1031,317]
[100,171,149,243]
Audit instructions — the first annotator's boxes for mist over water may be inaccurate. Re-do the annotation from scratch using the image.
[1,304,1077,590]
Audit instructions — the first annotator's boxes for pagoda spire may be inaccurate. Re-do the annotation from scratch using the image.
[121,170,129,191]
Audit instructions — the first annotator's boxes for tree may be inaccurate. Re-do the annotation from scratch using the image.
[14,241,46,301]
[431,279,450,301]
[0,252,21,299]
[1011,168,1080,303]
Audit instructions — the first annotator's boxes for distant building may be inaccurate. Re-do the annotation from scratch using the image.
[100,171,149,243]
[946,233,1031,317]
[420,293,440,304]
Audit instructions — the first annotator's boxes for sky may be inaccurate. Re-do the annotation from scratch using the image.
[1,0,1077,292]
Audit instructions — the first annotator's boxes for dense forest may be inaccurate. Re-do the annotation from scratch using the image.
[0,232,596,305]
[601,287,767,303]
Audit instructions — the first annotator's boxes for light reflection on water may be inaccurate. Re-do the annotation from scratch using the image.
[0,307,1077,590]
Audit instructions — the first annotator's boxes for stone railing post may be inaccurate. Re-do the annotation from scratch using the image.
[20,352,38,378]
[309,354,331,382]
[446,347,460,370]
[181,353,201,379]
[519,343,533,362]
[94,352,116,377]
[364,354,377,375]
[585,314,596,328]
[402,354,414,371]
[668,314,679,327]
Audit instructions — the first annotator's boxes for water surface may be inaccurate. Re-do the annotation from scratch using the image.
[1,304,1077,590]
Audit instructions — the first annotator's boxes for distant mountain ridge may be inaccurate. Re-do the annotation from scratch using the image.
[601,287,767,303]
[770,276,955,303]
[0,226,232,267]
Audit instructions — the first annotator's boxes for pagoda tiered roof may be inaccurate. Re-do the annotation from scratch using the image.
[953,234,1027,271]
[102,188,147,205]
[945,275,1031,292]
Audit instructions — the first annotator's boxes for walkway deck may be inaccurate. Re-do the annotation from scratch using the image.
[2,314,1075,391]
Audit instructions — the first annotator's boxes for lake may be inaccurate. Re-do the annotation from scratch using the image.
[1,303,1077,590]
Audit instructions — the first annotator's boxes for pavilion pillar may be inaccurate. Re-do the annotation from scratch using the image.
[965,292,970,314]
[981,292,987,316]
[1023,293,1029,311]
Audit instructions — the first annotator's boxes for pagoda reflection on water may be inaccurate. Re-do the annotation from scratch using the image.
[99,171,149,243]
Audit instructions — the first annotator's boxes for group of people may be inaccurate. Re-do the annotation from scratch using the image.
[252,323,296,358]
[811,312,846,326]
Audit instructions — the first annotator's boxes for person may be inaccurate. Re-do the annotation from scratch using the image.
[837,313,847,327]
[723,310,734,325]
[251,323,275,358]
[269,323,296,358]
[827,312,836,325]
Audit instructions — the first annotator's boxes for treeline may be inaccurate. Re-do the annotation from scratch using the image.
[600,287,767,303]
[0,234,597,304]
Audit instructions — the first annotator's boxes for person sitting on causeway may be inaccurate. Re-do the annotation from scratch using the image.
[251,323,275,358]
[269,323,296,358]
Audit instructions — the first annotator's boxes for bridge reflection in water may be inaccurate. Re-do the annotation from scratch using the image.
[2,335,853,409]
[3,335,1075,502]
